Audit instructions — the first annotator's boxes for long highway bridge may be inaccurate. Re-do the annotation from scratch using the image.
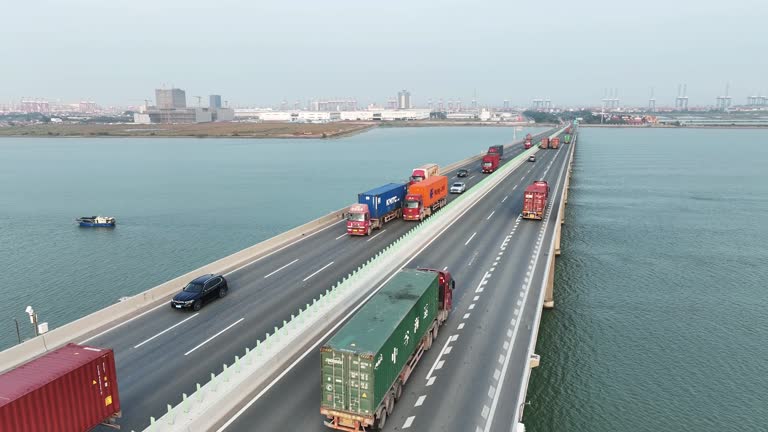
[1,125,576,432]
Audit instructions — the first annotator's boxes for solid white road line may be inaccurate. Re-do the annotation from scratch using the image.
[464,232,477,246]
[302,262,335,282]
[134,313,199,349]
[184,318,244,356]
[365,229,387,242]
[263,259,299,279]
[80,301,170,344]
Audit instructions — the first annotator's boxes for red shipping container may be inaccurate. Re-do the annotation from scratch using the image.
[0,343,121,432]
[522,180,550,220]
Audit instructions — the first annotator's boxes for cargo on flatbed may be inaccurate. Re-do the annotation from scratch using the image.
[0,343,121,432]
[321,268,454,431]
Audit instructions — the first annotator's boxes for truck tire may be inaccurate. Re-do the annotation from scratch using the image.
[386,392,394,414]
[376,410,387,430]
[394,381,403,401]
[424,331,433,351]
[432,323,439,340]
[367,227,371,236]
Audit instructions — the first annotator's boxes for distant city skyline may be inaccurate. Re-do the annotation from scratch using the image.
[1,0,766,107]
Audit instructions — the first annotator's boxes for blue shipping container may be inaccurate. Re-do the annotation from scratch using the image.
[357,183,408,219]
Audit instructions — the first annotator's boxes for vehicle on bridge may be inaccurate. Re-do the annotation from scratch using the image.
[564,134,572,144]
[457,168,469,177]
[347,183,408,236]
[409,163,439,185]
[403,176,448,221]
[524,133,533,149]
[450,181,466,194]
[320,268,454,431]
[551,137,560,149]
[528,155,536,162]
[522,180,550,220]
[171,274,228,311]
[482,153,500,173]
[487,144,504,159]
[539,137,550,149]
[0,343,121,432]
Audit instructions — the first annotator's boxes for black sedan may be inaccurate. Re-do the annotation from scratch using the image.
[171,274,229,311]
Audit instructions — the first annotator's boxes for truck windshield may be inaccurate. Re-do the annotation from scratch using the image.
[483,162,492,167]
[347,213,365,222]
[404,200,420,209]
[411,176,424,182]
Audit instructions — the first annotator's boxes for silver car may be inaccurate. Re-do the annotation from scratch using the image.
[450,182,466,194]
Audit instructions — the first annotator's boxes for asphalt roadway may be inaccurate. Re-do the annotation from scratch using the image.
[85,130,557,431]
[219,137,574,431]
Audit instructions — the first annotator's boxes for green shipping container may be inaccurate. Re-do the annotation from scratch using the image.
[321,269,438,418]
[564,134,572,144]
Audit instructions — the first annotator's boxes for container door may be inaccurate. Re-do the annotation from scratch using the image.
[322,350,347,410]
[346,354,364,414]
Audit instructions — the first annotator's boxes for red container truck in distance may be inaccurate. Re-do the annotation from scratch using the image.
[403,176,448,221]
[539,137,549,149]
[551,137,560,149]
[524,133,533,149]
[0,343,121,432]
[409,163,439,185]
[481,153,500,173]
[522,180,550,220]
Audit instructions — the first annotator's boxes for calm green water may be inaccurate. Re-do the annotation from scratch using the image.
[527,128,768,432]
[0,126,542,350]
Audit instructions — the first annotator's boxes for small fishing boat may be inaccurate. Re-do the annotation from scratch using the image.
[76,216,116,227]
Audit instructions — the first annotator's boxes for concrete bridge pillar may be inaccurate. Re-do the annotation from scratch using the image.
[543,252,556,309]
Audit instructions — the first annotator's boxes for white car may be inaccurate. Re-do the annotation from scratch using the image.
[450,182,466,194]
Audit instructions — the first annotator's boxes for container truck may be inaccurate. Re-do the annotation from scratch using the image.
[403,176,448,221]
[347,183,408,236]
[551,137,560,149]
[487,145,504,159]
[522,180,550,220]
[563,134,572,144]
[321,268,455,431]
[0,343,121,432]
[409,163,439,185]
[482,153,500,173]
[566,126,572,134]
[539,137,549,149]
[524,139,533,149]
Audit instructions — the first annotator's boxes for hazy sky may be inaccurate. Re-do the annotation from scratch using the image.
[2,0,767,107]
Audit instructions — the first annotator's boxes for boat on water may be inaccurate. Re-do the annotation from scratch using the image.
[76,216,116,227]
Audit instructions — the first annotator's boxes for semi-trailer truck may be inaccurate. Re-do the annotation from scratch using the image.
[551,137,560,149]
[403,176,448,221]
[481,153,500,173]
[347,183,408,236]
[563,134,572,144]
[487,145,504,159]
[321,268,455,431]
[522,180,550,220]
[409,163,439,185]
[524,139,533,149]
[0,343,122,432]
[539,137,549,149]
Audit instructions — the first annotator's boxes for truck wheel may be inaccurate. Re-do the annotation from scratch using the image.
[376,410,387,430]
[432,324,439,340]
[394,381,403,401]
[367,227,371,236]
[386,392,394,414]
[424,331,433,350]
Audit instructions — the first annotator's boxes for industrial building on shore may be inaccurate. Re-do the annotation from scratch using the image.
[233,108,431,123]
[134,88,234,124]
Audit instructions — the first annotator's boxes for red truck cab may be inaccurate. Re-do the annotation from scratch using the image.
[417,268,455,321]
[524,140,532,149]
[522,180,550,220]
[346,204,371,236]
[482,153,500,173]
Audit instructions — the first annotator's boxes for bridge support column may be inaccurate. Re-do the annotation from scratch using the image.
[543,252,556,309]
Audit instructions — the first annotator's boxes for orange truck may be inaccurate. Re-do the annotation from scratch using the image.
[551,137,560,149]
[403,176,448,221]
